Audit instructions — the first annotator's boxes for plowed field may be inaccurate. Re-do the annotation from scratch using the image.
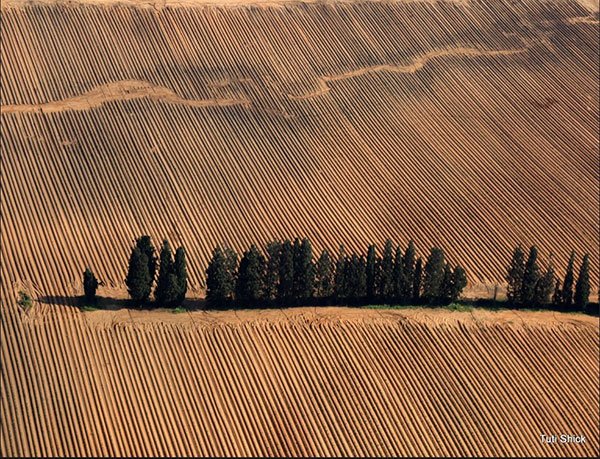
[1,0,599,300]
[1,304,599,457]
[1,0,599,456]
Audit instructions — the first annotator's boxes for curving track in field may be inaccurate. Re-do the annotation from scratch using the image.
[1,302,598,457]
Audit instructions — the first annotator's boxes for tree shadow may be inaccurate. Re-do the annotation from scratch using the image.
[37,295,208,311]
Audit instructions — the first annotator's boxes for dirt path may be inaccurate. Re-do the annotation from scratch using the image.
[289,45,530,100]
[0,80,250,114]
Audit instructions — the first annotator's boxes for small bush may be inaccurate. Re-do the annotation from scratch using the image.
[17,291,32,309]
[446,302,472,312]
[172,306,186,314]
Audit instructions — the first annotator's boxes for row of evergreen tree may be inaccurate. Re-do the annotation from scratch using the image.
[81,236,594,314]
[205,238,467,308]
[84,236,188,307]
[505,245,591,312]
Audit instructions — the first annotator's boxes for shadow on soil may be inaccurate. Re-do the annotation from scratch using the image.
[37,295,599,316]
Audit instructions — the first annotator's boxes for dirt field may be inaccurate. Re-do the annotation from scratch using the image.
[1,0,599,302]
[1,303,598,456]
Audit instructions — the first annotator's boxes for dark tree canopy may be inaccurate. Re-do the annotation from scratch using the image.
[264,241,282,300]
[379,239,394,299]
[401,240,416,301]
[155,240,175,305]
[533,262,554,306]
[366,244,378,301]
[83,268,99,303]
[135,235,157,285]
[392,246,403,301]
[423,247,445,303]
[574,254,591,311]
[293,238,315,301]
[278,240,294,301]
[174,247,187,305]
[334,246,347,299]
[236,245,266,306]
[315,249,334,298]
[521,246,541,305]
[562,250,576,309]
[125,247,152,303]
[506,245,525,305]
[413,257,423,302]
[206,246,236,307]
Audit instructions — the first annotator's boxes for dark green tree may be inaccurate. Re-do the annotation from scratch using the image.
[236,245,266,306]
[521,246,541,305]
[345,254,366,301]
[155,240,175,306]
[173,247,187,306]
[366,244,378,301]
[449,265,467,303]
[379,239,394,299]
[552,279,561,308]
[574,254,590,311]
[534,262,554,307]
[561,250,575,310]
[440,263,454,303]
[263,241,282,300]
[125,247,152,303]
[293,238,315,301]
[505,245,525,305]
[413,257,423,302]
[278,240,294,301]
[401,240,417,301]
[206,246,237,307]
[135,235,157,286]
[334,246,348,299]
[83,267,99,303]
[392,246,403,301]
[315,249,334,298]
[423,247,445,304]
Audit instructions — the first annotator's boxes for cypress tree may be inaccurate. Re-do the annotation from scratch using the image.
[366,244,377,301]
[264,241,282,300]
[315,249,334,298]
[278,240,294,301]
[334,245,347,300]
[174,247,187,306]
[392,246,403,301]
[505,245,525,305]
[206,246,236,307]
[83,267,99,303]
[574,254,590,311]
[534,263,554,307]
[236,245,266,306]
[561,250,575,310]
[135,235,157,286]
[379,239,394,300]
[224,247,238,297]
[440,263,454,304]
[521,246,541,305]
[346,254,366,301]
[401,240,416,301]
[423,247,445,304]
[449,265,467,303]
[293,238,315,301]
[155,240,175,306]
[413,257,423,302]
[552,279,562,308]
[125,247,152,303]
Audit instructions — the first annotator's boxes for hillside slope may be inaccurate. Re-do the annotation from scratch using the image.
[1,0,599,300]
[1,305,599,457]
